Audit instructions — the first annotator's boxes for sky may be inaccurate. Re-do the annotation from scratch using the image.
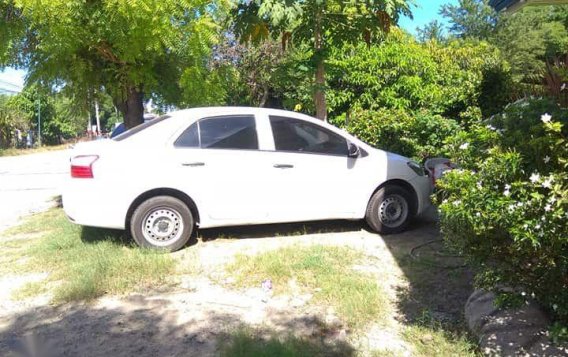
[399,0,458,35]
[0,67,25,93]
[0,0,458,92]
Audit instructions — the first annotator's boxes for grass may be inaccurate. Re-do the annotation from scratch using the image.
[401,311,479,357]
[0,144,68,157]
[219,327,354,357]
[12,281,49,300]
[1,209,175,302]
[226,244,389,329]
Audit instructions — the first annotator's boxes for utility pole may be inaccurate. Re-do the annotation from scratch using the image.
[95,99,101,137]
[36,96,41,146]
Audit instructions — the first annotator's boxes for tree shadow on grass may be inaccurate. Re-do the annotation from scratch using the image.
[0,296,355,357]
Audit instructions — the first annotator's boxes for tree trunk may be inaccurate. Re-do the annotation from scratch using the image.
[115,86,144,129]
[314,59,327,121]
[313,7,327,121]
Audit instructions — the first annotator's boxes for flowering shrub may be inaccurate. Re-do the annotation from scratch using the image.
[343,108,460,161]
[436,99,568,325]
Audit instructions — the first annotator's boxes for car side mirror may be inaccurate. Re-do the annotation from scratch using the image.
[347,143,360,158]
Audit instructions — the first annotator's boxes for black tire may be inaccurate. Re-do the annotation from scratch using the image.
[130,196,194,252]
[365,185,413,234]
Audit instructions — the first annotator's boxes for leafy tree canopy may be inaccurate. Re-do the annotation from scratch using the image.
[233,0,413,120]
[440,0,498,40]
[0,0,227,128]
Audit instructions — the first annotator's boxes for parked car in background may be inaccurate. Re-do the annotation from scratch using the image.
[110,113,158,138]
[63,107,432,251]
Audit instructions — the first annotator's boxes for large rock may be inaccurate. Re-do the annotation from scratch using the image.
[465,289,568,356]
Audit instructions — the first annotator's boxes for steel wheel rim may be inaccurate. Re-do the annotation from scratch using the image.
[142,207,184,247]
[378,194,409,228]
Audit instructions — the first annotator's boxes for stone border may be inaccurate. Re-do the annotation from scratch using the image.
[465,289,568,356]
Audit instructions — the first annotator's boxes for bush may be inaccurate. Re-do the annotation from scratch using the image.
[342,108,460,161]
[325,30,512,120]
[437,98,568,324]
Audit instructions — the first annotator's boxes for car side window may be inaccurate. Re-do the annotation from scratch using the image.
[269,116,348,156]
[174,122,199,148]
[175,115,258,150]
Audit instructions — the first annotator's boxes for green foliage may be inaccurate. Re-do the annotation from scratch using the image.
[492,6,568,90]
[440,0,498,40]
[0,94,28,147]
[416,20,447,43]
[323,30,510,119]
[235,0,412,46]
[437,99,568,324]
[233,0,413,119]
[1,0,228,125]
[343,108,460,161]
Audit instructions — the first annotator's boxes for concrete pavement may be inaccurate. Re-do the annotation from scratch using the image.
[0,149,70,232]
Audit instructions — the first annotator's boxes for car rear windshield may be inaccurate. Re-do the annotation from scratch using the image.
[112,115,170,141]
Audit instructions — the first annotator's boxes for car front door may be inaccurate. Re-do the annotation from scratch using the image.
[172,114,272,225]
[265,115,371,222]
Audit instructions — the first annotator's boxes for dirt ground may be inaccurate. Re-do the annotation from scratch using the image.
[0,215,474,357]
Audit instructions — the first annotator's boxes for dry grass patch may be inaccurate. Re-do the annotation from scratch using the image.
[226,244,389,330]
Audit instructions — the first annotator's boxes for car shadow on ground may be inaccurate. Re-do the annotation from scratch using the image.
[0,301,355,357]
[80,226,130,245]
[198,219,365,242]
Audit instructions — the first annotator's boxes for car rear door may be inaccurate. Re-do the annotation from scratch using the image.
[171,114,273,225]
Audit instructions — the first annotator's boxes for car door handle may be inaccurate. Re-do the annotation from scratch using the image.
[181,162,205,167]
[273,164,294,169]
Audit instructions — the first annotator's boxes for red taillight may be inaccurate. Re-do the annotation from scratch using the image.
[70,155,99,178]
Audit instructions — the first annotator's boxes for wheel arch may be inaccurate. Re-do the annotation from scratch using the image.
[125,188,200,228]
[371,179,419,216]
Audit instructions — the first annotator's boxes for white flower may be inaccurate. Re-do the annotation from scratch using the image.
[549,197,557,204]
[535,224,541,230]
[453,200,461,207]
[561,83,566,91]
[459,142,469,150]
[544,156,551,163]
[504,189,510,197]
[542,177,553,189]
[477,181,483,189]
[545,204,552,212]
[553,304,558,311]
[508,204,516,212]
[486,125,496,131]
[505,184,511,190]
[517,202,523,207]
[530,173,540,183]
[476,212,481,217]
[541,113,552,123]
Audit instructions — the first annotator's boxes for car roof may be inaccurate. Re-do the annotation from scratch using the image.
[167,107,315,121]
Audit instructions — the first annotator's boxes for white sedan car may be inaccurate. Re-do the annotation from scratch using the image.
[63,107,432,251]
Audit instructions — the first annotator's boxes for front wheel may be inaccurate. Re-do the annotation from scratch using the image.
[130,196,194,251]
[365,185,413,234]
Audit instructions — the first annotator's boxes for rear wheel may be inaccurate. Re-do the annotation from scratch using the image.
[130,196,193,251]
[365,185,413,234]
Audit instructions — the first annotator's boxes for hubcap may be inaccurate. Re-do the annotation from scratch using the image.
[142,207,184,246]
[378,194,409,228]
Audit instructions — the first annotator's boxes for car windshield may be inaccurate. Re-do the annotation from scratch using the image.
[112,115,170,141]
